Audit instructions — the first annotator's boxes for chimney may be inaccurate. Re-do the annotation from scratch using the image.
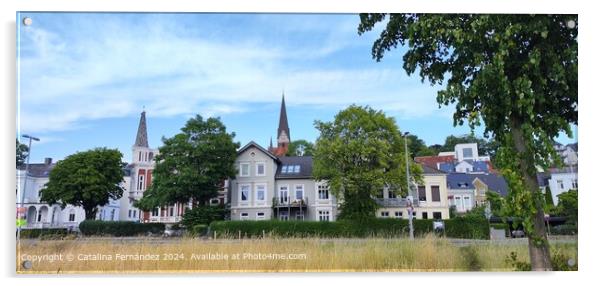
[44,158,53,165]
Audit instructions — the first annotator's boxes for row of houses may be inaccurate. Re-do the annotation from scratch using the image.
[16,95,576,229]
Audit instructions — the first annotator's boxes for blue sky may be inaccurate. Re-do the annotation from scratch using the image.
[17,12,577,163]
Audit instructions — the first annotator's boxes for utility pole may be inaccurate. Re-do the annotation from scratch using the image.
[17,134,40,240]
[403,132,414,240]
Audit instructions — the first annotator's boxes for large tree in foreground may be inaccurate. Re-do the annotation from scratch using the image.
[136,115,239,210]
[313,105,422,220]
[41,148,124,219]
[359,14,577,270]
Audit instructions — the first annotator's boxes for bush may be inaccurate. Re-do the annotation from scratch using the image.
[20,228,70,239]
[445,216,490,239]
[550,224,578,235]
[192,224,209,236]
[209,217,490,239]
[181,206,227,230]
[79,220,165,236]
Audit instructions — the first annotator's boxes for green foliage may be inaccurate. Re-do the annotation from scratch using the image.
[358,14,577,268]
[555,189,578,224]
[16,139,29,168]
[486,191,505,217]
[210,217,489,239]
[449,205,457,218]
[544,186,555,211]
[180,205,227,230]
[19,228,70,239]
[136,116,239,210]
[192,224,209,236]
[78,220,165,236]
[506,250,577,271]
[405,134,435,157]
[286,139,315,156]
[312,105,422,220]
[41,148,124,219]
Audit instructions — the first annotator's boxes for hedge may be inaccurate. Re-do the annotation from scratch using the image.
[20,228,70,239]
[209,217,489,239]
[79,220,165,236]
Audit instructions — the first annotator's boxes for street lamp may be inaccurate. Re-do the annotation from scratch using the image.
[403,132,414,240]
[18,134,39,240]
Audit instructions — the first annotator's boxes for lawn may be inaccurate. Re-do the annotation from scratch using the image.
[16,235,577,273]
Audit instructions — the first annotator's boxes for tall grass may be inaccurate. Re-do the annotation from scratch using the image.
[16,235,577,273]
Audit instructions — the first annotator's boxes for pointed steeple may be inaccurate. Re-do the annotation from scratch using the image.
[277,93,290,145]
[269,137,274,149]
[134,110,149,148]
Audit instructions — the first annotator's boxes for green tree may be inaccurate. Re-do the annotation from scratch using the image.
[486,191,505,217]
[180,205,228,230]
[286,139,315,156]
[16,139,29,168]
[358,14,577,270]
[555,189,577,225]
[406,134,436,157]
[41,148,124,219]
[312,105,422,220]
[544,186,555,212]
[136,115,239,210]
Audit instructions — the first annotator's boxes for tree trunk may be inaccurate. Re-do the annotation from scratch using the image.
[510,119,553,271]
[85,207,97,220]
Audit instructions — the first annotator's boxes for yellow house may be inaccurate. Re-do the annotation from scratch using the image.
[375,165,450,220]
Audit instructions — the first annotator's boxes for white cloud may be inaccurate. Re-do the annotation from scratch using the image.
[18,14,445,134]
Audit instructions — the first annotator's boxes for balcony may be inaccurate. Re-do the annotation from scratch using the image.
[148,216,182,223]
[272,197,308,208]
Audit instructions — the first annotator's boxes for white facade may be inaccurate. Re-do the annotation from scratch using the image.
[548,171,578,205]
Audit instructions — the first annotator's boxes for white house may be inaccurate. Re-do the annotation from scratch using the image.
[547,167,578,205]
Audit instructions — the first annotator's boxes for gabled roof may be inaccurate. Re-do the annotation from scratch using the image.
[447,172,509,196]
[275,156,313,179]
[238,141,279,161]
[17,163,55,177]
[415,155,455,170]
[420,164,445,175]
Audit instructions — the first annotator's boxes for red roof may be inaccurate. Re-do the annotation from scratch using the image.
[414,155,455,170]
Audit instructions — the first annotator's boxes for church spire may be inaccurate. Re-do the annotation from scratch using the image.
[277,93,290,145]
[134,110,149,148]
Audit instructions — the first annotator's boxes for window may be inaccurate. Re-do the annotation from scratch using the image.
[433,212,442,220]
[394,211,403,218]
[279,213,289,221]
[240,213,249,220]
[256,163,265,176]
[145,152,148,162]
[422,212,428,219]
[138,151,142,161]
[256,212,265,220]
[133,210,137,218]
[255,184,266,201]
[388,189,397,198]
[240,185,250,202]
[111,209,116,221]
[318,210,331,221]
[152,208,159,217]
[138,175,144,190]
[296,212,304,221]
[293,165,300,173]
[464,196,472,210]
[418,186,427,201]
[169,207,174,217]
[572,179,578,189]
[149,152,154,161]
[557,180,564,190]
[240,163,250,176]
[431,186,441,202]
[462,148,473,158]
[318,185,330,200]
[128,210,132,218]
[69,210,76,222]
[279,185,289,204]
[37,211,42,222]
[295,185,304,200]
[381,211,390,217]
[210,198,220,206]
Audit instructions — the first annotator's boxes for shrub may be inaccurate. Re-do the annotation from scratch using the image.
[79,220,165,236]
[550,224,578,235]
[209,217,490,239]
[20,228,69,239]
[192,224,209,236]
[180,206,227,230]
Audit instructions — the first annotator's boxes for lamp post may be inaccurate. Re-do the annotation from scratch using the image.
[18,134,39,240]
[403,132,414,240]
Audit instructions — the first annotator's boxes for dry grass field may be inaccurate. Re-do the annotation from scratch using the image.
[16,235,577,273]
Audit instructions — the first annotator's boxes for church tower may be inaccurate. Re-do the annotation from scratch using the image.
[269,93,291,156]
